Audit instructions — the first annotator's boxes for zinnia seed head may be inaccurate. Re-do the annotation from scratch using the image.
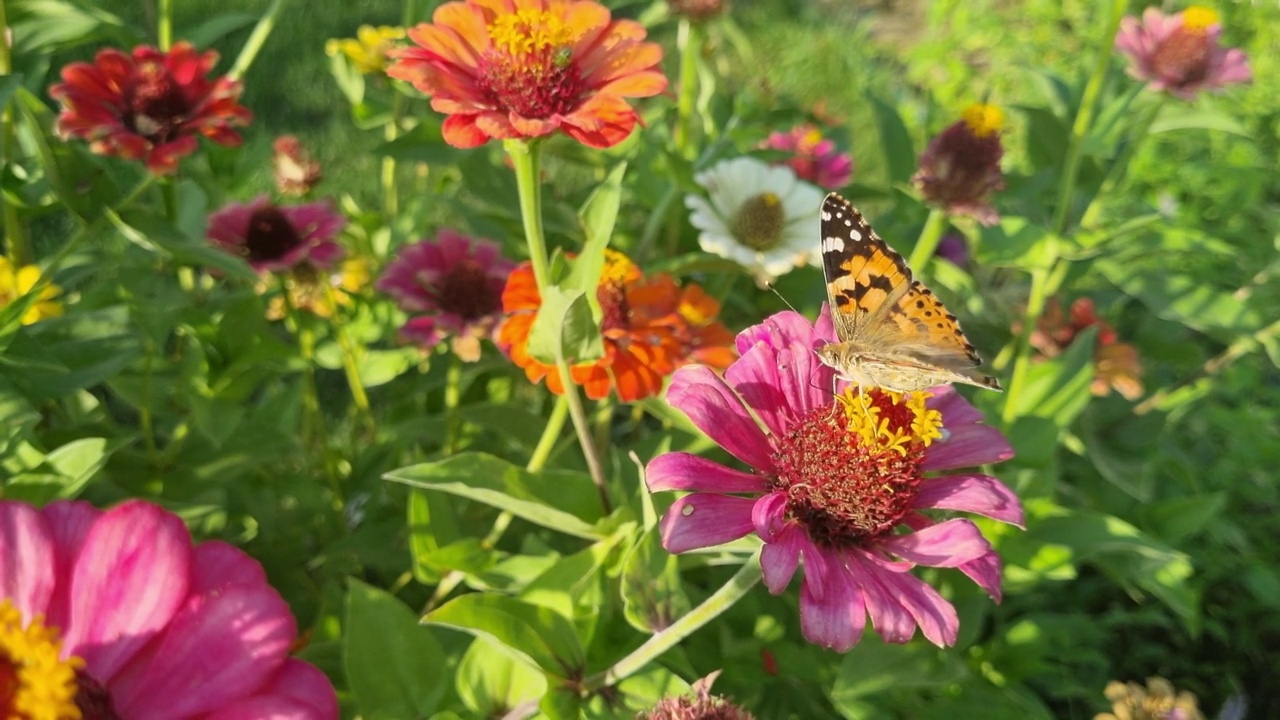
[770,388,942,547]
[123,60,189,143]
[243,206,305,265]
[480,10,585,119]
[729,192,786,251]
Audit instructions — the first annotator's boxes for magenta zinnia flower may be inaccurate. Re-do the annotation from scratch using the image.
[49,42,252,175]
[763,124,853,190]
[377,230,516,362]
[207,197,346,273]
[646,310,1022,651]
[0,499,338,718]
[1115,6,1251,101]
[912,104,1005,226]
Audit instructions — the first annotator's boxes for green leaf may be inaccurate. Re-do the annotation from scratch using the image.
[1008,327,1096,427]
[525,285,603,365]
[425,593,585,681]
[184,12,258,48]
[407,488,464,583]
[1101,260,1260,337]
[385,452,605,539]
[1150,103,1251,137]
[1142,493,1227,544]
[868,94,915,185]
[44,437,114,498]
[10,0,126,52]
[344,579,447,719]
[977,219,1055,268]
[13,88,119,222]
[620,526,690,633]
[566,162,627,322]
[375,117,464,166]
[456,637,546,718]
[108,210,259,281]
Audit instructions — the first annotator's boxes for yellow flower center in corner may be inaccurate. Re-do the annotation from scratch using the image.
[489,10,578,58]
[598,249,638,288]
[838,387,942,456]
[1181,6,1220,32]
[962,103,1004,138]
[0,601,82,720]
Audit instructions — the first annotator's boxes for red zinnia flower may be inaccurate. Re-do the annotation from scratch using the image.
[912,104,1005,226]
[50,42,252,175]
[386,0,668,149]
[497,250,734,402]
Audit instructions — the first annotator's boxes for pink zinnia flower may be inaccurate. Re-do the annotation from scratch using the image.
[377,230,516,362]
[1115,6,1251,101]
[207,197,346,274]
[912,104,1005,226]
[49,42,252,175]
[646,310,1022,651]
[0,499,337,718]
[763,124,853,190]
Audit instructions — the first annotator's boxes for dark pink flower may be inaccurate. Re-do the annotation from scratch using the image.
[49,42,252,175]
[377,230,515,362]
[646,310,1022,651]
[207,197,346,273]
[912,104,1005,226]
[763,124,853,190]
[0,499,337,719]
[1115,6,1251,101]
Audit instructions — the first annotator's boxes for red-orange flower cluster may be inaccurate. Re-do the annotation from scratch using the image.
[50,42,251,175]
[1031,297,1143,400]
[498,252,735,401]
[387,0,667,149]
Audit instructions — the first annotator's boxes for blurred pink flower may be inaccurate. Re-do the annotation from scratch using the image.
[763,124,853,190]
[49,42,251,175]
[0,498,337,719]
[646,309,1021,651]
[913,104,1005,226]
[936,233,969,267]
[377,230,516,362]
[207,197,346,273]
[1115,6,1251,101]
[272,135,323,196]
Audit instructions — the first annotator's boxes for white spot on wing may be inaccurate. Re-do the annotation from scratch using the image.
[822,235,844,252]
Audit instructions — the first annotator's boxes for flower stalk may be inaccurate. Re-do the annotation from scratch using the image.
[157,0,173,50]
[229,0,286,81]
[906,208,949,275]
[0,3,30,268]
[673,18,701,158]
[322,281,374,434]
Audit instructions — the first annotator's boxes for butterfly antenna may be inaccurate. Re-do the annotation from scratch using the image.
[765,282,801,315]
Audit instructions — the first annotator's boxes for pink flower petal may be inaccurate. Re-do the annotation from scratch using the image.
[926,384,983,426]
[724,341,791,438]
[111,583,296,718]
[759,521,803,595]
[750,490,789,543]
[61,500,193,683]
[878,519,991,568]
[958,551,1004,602]
[260,659,340,720]
[872,565,958,647]
[658,494,755,553]
[666,366,774,473]
[0,501,56,620]
[913,474,1024,527]
[798,566,864,652]
[191,540,268,595]
[646,452,767,493]
[923,423,1013,471]
[40,500,100,628]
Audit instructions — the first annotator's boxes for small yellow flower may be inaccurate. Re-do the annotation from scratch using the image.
[962,103,1004,138]
[0,258,64,325]
[326,25,405,75]
[1181,6,1219,32]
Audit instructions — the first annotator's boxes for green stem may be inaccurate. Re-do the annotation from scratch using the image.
[673,18,701,158]
[505,138,611,514]
[0,3,29,267]
[281,278,342,504]
[906,208,948,276]
[228,0,285,81]
[443,352,463,454]
[1000,265,1051,425]
[139,338,159,463]
[160,178,178,223]
[1050,0,1128,236]
[157,0,172,50]
[528,394,569,473]
[321,281,374,434]
[584,549,763,691]
[1080,98,1164,230]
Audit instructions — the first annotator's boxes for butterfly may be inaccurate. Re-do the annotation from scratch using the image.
[815,192,1002,394]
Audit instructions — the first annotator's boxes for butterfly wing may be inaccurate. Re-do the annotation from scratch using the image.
[819,193,913,343]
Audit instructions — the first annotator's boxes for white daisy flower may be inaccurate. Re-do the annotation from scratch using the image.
[685,156,824,284]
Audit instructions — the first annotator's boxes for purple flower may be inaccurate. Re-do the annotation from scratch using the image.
[207,197,346,273]
[936,233,969,267]
[912,104,1005,226]
[763,124,854,191]
[1115,6,1251,101]
[646,309,1022,651]
[377,229,515,362]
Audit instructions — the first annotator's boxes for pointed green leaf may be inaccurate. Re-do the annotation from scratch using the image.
[456,637,546,717]
[425,593,585,681]
[620,526,689,633]
[344,579,446,719]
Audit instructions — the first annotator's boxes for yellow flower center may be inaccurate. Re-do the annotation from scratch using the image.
[0,601,82,720]
[599,249,637,288]
[962,103,1004,138]
[838,387,942,456]
[489,10,578,58]
[1181,6,1219,31]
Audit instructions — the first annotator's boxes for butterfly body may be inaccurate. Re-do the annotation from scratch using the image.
[817,192,1001,394]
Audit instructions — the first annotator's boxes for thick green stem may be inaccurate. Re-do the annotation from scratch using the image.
[228,0,285,81]
[443,352,463,454]
[673,19,701,158]
[0,3,29,267]
[906,208,948,276]
[1051,0,1128,235]
[157,0,172,50]
[322,281,374,434]
[584,549,763,691]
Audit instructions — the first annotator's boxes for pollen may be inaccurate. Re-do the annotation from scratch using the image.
[1181,6,1219,32]
[489,10,577,57]
[962,104,1004,138]
[0,601,82,720]
[839,387,942,455]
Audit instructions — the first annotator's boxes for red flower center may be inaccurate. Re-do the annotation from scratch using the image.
[1152,27,1214,84]
[436,259,501,320]
[123,60,191,144]
[770,389,942,548]
[243,206,304,265]
[478,10,586,119]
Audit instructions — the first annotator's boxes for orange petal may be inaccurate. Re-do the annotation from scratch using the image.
[441,114,492,147]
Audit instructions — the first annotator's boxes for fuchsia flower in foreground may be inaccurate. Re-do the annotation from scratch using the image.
[0,499,337,718]
[647,310,1022,651]
[1115,6,1251,101]
[377,230,516,362]
[763,124,853,190]
[207,197,346,273]
[50,42,252,175]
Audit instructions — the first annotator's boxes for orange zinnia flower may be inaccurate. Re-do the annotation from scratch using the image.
[386,0,668,149]
[498,251,734,402]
